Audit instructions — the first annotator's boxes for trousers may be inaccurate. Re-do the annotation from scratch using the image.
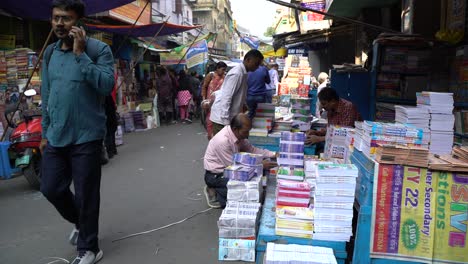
[40,140,102,252]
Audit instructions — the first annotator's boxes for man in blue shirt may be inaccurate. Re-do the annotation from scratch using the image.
[39,1,114,263]
[247,65,270,119]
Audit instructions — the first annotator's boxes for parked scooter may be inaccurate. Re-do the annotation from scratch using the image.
[6,89,42,189]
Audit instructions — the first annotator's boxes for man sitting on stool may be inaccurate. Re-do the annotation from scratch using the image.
[203,113,277,208]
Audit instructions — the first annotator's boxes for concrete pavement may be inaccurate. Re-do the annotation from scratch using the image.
[0,122,245,264]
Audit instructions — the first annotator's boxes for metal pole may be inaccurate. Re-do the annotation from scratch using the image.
[266,0,401,34]
[115,18,171,93]
[113,0,151,55]
[1,28,54,141]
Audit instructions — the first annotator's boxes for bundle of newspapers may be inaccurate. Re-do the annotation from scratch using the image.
[313,164,358,242]
[278,132,306,167]
[265,243,338,264]
[276,179,311,207]
[275,206,314,239]
[227,176,263,202]
[417,92,454,155]
[218,202,262,262]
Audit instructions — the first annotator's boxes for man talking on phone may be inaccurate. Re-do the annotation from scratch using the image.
[40,1,114,263]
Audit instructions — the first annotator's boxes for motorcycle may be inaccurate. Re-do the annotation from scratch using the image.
[6,89,42,189]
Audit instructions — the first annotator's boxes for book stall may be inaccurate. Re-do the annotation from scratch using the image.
[220,88,467,263]
[250,53,318,155]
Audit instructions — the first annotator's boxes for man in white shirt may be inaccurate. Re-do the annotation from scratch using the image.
[210,50,264,135]
[267,63,279,103]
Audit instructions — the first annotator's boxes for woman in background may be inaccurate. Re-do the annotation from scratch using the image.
[177,70,193,123]
[201,62,227,140]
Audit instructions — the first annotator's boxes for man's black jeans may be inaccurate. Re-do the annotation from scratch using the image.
[40,140,102,253]
[204,170,229,208]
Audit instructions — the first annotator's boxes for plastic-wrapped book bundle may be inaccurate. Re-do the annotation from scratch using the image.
[227,176,263,202]
[218,202,261,262]
[313,164,358,242]
[224,165,256,181]
[265,243,337,264]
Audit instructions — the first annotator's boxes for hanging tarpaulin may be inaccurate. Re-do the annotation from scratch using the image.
[86,23,201,38]
[0,0,135,20]
[262,48,287,58]
[241,36,260,50]
[160,48,187,66]
[186,40,208,69]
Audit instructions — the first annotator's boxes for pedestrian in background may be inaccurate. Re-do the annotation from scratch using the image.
[267,63,279,103]
[177,70,193,123]
[40,0,115,263]
[246,64,271,119]
[201,62,227,140]
[210,49,264,135]
[155,66,175,125]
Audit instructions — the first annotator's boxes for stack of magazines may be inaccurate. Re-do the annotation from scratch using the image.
[313,164,357,242]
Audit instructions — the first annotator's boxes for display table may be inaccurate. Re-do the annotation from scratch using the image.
[255,177,348,264]
[350,149,423,264]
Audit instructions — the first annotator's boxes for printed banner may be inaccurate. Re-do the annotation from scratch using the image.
[160,49,186,66]
[186,39,208,69]
[371,165,468,263]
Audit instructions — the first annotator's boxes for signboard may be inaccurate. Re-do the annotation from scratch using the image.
[241,36,260,50]
[299,0,332,33]
[371,165,468,263]
[109,0,151,25]
[288,47,309,56]
[186,39,208,69]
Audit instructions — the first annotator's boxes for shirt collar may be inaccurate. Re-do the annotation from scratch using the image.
[240,63,247,75]
[226,126,240,144]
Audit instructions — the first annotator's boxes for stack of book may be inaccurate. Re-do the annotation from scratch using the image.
[6,50,16,89]
[277,132,305,167]
[276,179,311,207]
[357,121,424,158]
[0,51,7,92]
[277,166,306,181]
[417,92,454,155]
[290,98,312,131]
[324,126,354,160]
[256,103,276,118]
[227,176,262,202]
[272,120,293,134]
[428,146,468,172]
[218,202,261,262]
[313,164,357,242]
[15,48,30,80]
[265,243,338,264]
[224,165,256,181]
[375,145,429,168]
[275,206,314,239]
[395,105,430,148]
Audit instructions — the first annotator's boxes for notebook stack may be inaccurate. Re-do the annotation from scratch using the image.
[265,243,338,264]
[218,202,261,262]
[394,105,430,148]
[275,206,314,239]
[375,145,429,168]
[304,158,332,196]
[277,166,306,181]
[224,165,256,181]
[313,164,358,242]
[277,132,306,167]
[256,103,276,118]
[417,92,454,155]
[252,117,273,137]
[276,179,311,208]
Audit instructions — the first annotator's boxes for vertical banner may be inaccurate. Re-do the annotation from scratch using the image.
[186,39,208,69]
[371,165,468,263]
[433,171,468,263]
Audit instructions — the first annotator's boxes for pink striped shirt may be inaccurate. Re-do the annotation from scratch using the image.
[204,126,276,174]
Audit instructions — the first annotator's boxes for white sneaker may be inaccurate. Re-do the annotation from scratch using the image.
[71,250,103,264]
[69,228,79,246]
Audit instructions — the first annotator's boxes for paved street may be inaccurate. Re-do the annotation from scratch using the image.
[0,121,241,264]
